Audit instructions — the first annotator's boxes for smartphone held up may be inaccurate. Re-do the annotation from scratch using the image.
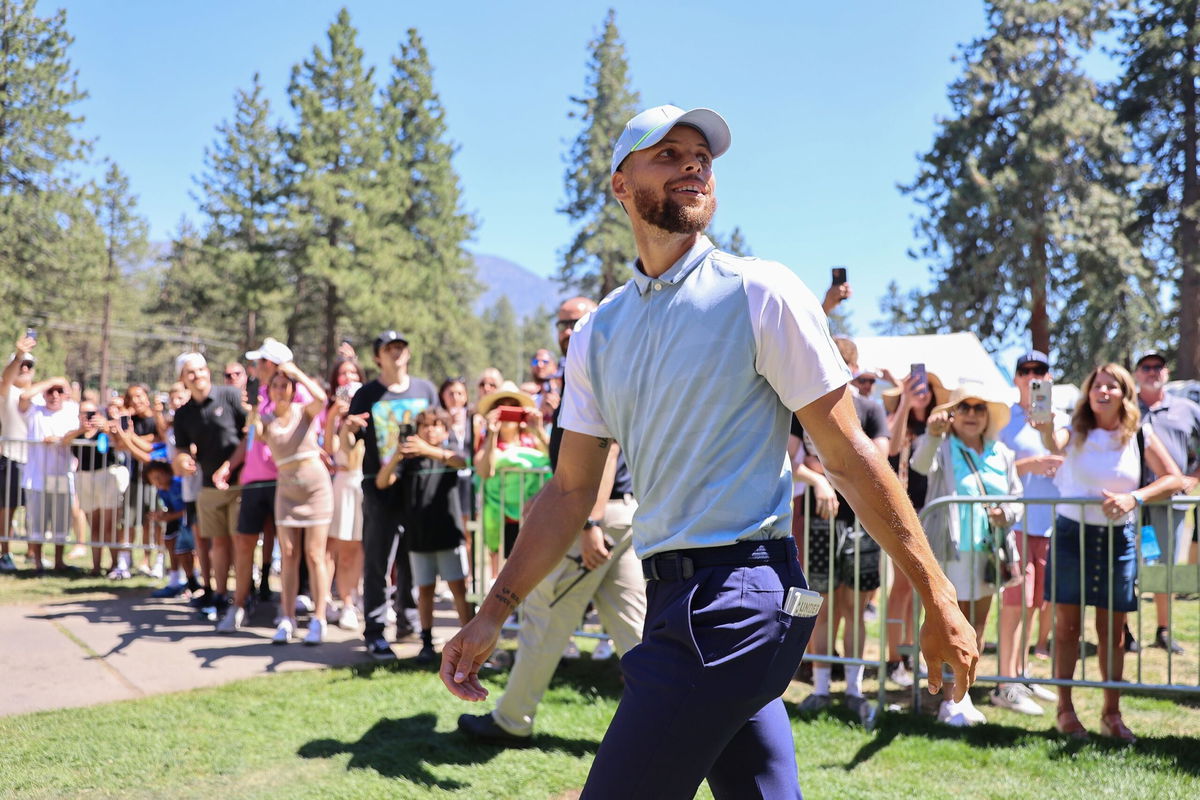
[1029,379,1053,426]
[497,406,527,424]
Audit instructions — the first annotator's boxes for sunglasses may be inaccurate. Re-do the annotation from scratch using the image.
[224,372,243,379]
[1016,365,1048,377]
[531,358,552,366]
[554,320,576,332]
[955,401,988,415]
[852,376,877,385]
[1137,362,1165,372]
[46,387,65,395]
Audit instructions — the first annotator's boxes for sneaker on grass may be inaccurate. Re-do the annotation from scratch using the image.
[797,693,832,713]
[990,683,1044,716]
[415,642,436,664]
[457,713,532,747]
[367,637,395,661]
[591,638,615,661]
[938,700,974,727]
[846,695,878,730]
[0,553,16,572]
[887,659,914,688]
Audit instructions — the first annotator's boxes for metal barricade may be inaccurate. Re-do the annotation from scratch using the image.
[794,490,1199,714]
[468,465,552,607]
[0,436,163,564]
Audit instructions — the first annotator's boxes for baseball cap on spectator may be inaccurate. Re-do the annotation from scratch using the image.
[477,381,536,417]
[1014,350,1050,372]
[1134,350,1167,368]
[8,352,35,366]
[175,352,206,378]
[244,337,292,365]
[611,105,732,175]
[373,330,409,353]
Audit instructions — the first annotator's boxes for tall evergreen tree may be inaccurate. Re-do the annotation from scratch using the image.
[379,28,482,380]
[284,7,383,366]
[481,296,521,381]
[1115,0,1200,377]
[558,9,640,299]
[195,73,289,352]
[89,160,148,397]
[903,0,1152,377]
[0,0,98,347]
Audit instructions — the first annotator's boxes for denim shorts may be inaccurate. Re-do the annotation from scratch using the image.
[1045,515,1137,612]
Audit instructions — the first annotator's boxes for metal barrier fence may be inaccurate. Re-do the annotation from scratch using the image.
[0,437,161,559]
[796,491,1199,714]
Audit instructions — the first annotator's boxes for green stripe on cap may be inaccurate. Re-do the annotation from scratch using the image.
[630,121,669,152]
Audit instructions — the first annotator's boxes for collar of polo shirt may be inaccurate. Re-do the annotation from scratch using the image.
[630,236,717,295]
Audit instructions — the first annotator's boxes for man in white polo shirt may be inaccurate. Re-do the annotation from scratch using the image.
[441,105,978,798]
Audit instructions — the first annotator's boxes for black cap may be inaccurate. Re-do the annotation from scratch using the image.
[1134,350,1167,368]
[1015,350,1049,371]
[373,330,409,353]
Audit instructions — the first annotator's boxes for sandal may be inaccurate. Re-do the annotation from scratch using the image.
[1099,713,1136,744]
[1055,709,1089,740]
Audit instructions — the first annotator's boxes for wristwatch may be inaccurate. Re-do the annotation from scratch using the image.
[584,518,602,530]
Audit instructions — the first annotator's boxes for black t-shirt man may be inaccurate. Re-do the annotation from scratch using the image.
[792,393,889,522]
[401,450,466,552]
[173,385,246,489]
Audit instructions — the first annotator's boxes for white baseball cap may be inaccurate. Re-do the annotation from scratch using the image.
[245,337,293,365]
[175,352,206,377]
[611,105,731,175]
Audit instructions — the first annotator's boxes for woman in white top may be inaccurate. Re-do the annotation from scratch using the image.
[1035,363,1181,743]
[323,356,365,631]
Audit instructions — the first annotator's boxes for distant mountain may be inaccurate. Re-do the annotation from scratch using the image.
[473,253,564,320]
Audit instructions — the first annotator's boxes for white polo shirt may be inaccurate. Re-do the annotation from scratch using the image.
[559,235,849,557]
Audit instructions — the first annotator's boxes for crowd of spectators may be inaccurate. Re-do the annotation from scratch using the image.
[1,285,1198,744]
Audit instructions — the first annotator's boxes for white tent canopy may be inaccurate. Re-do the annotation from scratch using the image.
[853,332,1012,397]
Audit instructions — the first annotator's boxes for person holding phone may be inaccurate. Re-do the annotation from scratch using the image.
[912,381,1024,726]
[474,382,549,569]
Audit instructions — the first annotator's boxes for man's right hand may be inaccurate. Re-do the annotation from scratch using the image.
[440,616,503,701]
[919,597,979,701]
[342,412,368,432]
[580,525,611,570]
[177,454,197,476]
[812,475,839,520]
[15,335,35,355]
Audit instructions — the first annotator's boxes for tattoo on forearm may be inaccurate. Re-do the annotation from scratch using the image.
[495,586,520,610]
[597,438,611,449]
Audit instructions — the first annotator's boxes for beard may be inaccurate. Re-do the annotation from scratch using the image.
[631,184,716,235]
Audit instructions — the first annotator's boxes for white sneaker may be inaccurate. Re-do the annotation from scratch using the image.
[592,639,615,661]
[562,639,581,659]
[337,605,360,631]
[957,693,987,724]
[303,618,324,646]
[325,604,342,624]
[272,618,295,645]
[938,700,973,727]
[888,661,914,688]
[295,594,315,614]
[216,605,245,633]
[1026,682,1057,702]
[990,683,1044,716]
[151,554,165,579]
[386,606,398,625]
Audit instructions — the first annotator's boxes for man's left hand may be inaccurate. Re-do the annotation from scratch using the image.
[440,616,502,701]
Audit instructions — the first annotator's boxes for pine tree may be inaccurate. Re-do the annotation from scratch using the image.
[519,306,557,368]
[558,9,640,300]
[873,280,937,336]
[902,0,1152,377]
[481,296,521,381]
[195,73,289,352]
[0,0,98,349]
[284,7,383,366]
[709,226,751,257]
[378,28,482,381]
[89,161,148,397]
[1115,0,1200,377]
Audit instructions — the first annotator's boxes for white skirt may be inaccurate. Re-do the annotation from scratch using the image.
[330,470,363,542]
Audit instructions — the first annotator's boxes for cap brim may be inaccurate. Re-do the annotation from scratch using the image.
[244,350,264,361]
[613,107,732,174]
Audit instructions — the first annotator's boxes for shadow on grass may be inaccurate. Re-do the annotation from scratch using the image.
[795,703,1200,778]
[298,713,598,789]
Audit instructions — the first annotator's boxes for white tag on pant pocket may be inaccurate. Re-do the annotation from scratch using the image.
[783,587,822,618]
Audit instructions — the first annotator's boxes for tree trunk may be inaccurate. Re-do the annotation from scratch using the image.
[1029,226,1051,354]
[98,238,115,400]
[1178,3,1200,379]
[245,308,257,354]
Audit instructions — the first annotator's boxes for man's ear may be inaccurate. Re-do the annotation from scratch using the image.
[611,170,629,204]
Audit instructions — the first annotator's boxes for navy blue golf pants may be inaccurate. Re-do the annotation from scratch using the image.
[581,541,815,799]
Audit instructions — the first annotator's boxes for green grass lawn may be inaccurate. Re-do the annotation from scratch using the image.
[1,652,1198,800]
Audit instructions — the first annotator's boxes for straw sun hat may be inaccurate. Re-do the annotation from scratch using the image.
[476,381,536,417]
[931,381,1011,440]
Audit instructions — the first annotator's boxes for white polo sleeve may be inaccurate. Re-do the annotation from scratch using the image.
[557,312,613,439]
[744,260,851,412]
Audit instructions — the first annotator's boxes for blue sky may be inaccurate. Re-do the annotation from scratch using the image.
[48,0,992,334]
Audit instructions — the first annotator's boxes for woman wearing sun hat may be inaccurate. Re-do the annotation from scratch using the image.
[912,380,1024,727]
[474,382,549,575]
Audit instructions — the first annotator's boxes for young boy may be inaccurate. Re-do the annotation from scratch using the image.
[377,408,473,663]
[143,460,199,598]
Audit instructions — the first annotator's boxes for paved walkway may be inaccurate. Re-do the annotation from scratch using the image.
[0,590,457,718]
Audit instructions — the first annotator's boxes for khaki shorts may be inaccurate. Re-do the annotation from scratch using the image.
[76,465,129,513]
[197,486,241,539]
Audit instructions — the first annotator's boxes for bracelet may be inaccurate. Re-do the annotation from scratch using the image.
[1131,490,1144,506]
[584,518,602,530]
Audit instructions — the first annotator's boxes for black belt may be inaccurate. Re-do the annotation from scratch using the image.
[641,538,794,581]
